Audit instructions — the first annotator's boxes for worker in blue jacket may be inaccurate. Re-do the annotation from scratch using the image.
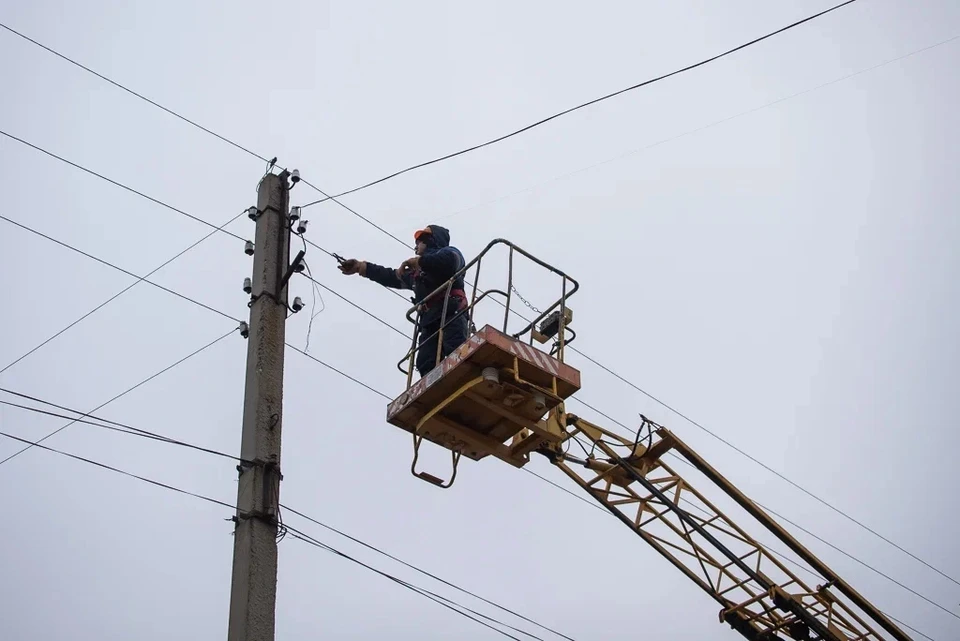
[338,224,470,377]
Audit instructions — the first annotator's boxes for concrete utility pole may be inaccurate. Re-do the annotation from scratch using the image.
[228,171,292,641]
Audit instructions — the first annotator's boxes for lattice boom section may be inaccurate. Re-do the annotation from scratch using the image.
[552,427,889,641]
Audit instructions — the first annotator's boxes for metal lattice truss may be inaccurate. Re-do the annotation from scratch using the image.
[545,413,910,641]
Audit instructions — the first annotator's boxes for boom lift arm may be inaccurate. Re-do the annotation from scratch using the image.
[541,411,910,641]
[383,239,913,641]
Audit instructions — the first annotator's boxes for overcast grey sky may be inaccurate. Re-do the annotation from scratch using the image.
[1,1,958,639]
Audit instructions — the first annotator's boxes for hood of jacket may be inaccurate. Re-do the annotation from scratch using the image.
[423,224,451,250]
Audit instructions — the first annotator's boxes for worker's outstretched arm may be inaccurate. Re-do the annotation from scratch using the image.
[339,259,412,290]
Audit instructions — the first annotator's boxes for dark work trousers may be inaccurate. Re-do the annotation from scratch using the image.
[415,299,469,377]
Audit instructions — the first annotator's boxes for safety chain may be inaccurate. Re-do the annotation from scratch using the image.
[510,285,541,314]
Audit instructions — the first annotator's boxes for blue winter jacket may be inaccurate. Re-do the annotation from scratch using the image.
[363,224,466,320]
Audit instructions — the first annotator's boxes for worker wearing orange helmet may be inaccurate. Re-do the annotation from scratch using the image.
[338,224,469,377]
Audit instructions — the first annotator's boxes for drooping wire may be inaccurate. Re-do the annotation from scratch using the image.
[298,0,859,207]
[300,259,326,353]
[299,272,410,340]
[292,229,328,353]
[0,327,238,467]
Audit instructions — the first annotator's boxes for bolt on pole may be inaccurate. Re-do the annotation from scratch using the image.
[227,170,291,641]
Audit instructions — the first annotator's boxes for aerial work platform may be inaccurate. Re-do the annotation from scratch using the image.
[385,239,580,487]
[387,324,581,471]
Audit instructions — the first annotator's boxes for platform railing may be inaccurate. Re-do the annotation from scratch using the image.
[396,239,579,389]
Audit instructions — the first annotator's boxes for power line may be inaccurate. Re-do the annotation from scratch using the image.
[564,344,960,589]
[0,327,237,467]
[0,129,246,242]
[299,272,410,340]
[299,0,859,207]
[434,33,960,225]
[0,388,243,463]
[284,342,392,400]
[281,525,528,641]
[0,209,245,376]
[281,504,576,641]
[296,179,411,249]
[0,214,241,324]
[0,429,234,510]
[0,22,270,165]
[565,396,960,623]
[668,488,939,641]
[757,495,960,621]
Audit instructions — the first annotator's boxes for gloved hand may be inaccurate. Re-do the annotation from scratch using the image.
[396,256,419,278]
[338,259,365,276]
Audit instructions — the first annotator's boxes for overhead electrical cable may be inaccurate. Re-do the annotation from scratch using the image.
[0,388,243,463]
[0,214,241,324]
[281,504,577,641]
[0,430,235,509]
[434,33,960,225]
[283,525,531,641]
[0,130,245,242]
[0,22,271,165]
[298,0,860,207]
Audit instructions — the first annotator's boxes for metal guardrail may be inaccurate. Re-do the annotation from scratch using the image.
[396,239,579,388]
